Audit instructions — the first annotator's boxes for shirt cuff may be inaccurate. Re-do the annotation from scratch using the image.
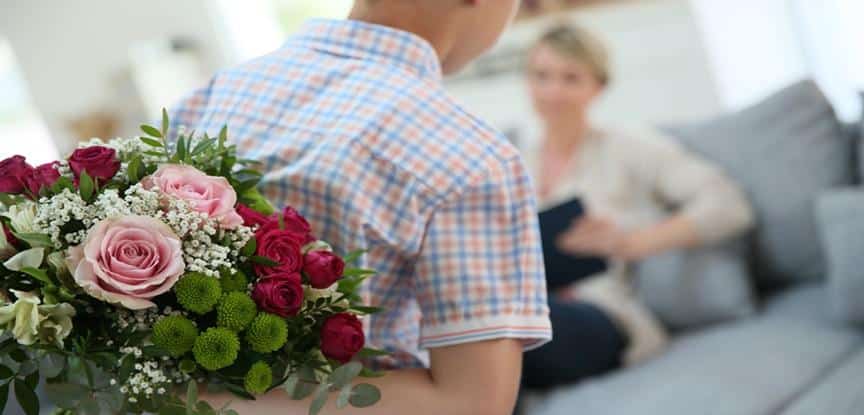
[419,314,552,351]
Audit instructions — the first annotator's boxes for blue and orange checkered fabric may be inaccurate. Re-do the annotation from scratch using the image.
[169,19,551,369]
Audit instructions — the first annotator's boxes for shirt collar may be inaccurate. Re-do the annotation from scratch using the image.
[290,19,443,82]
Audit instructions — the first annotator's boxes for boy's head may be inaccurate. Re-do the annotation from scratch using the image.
[351,0,522,74]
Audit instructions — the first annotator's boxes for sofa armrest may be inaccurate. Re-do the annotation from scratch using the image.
[817,188,864,324]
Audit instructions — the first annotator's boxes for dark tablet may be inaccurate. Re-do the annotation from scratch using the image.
[538,198,608,289]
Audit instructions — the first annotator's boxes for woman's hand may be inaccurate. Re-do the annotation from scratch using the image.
[555,216,655,262]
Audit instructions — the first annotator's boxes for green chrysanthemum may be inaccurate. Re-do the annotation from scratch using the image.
[192,327,240,371]
[245,313,288,353]
[244,361,273,395]
[216,292,258,332]
[175,272,222,314]
[152,315,199,357]
[220,269,249,293]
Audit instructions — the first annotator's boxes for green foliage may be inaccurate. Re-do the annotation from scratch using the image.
[216,292,257,332]
[245,313,288,354]
[192,328,240,371]
[175,273,223,314]
[152,315,199,357]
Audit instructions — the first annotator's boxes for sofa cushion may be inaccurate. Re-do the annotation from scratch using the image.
[526,284,863,415]
[635,238,755,330]
[782,347,864,415]
[816,189,864,323]
[665,80,856,288]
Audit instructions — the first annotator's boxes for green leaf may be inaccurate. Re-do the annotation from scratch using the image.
[240,238,256,258]
[0,382,8,415]
[342,250,367,265]
[140,136,164,147]
[282,373,299,397]
[79,396,100,415]
[175,136,187,162]
[191,138,215,156]
[44,382,88,408]
[350,306,384,315]
[358,367,386,378]
[39,353,66,379]
[141,124,163,138]
[342,268,377,277]
[348,383,381,408]
[309,383,330,415]
[186,381,199,415]
[0,365,12,380]
[10,349,27,362]
[10,232,52,249]
[218,125,228,150]
[196,400,216,415]
[118,354,135,382]
[162,108,170,137]
[179,359,196,373]
[355,347,390,359]
[329,362,362,389]
[19,267,53,285]
[223,410,239,415]
[128,156,144,183]
[78,170,95,202]
[13,378,39,415]
[24,370,38,390]
[236,178,260,193]
[159,403,188,415]
[336,384,352,409]
[249,256,279,267]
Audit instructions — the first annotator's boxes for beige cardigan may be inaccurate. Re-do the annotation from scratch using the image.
[523,127,754,365]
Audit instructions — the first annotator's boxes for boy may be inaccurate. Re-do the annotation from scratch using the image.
[171,1,551,413]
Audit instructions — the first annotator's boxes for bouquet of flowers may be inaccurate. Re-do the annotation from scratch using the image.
[0,111,384,415]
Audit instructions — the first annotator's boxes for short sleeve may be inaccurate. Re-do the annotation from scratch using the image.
[413,155,552,351]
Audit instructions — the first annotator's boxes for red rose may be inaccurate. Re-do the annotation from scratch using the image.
[236,204,272,228]
[303,250,345,289]
[68,146,120,182]
[320,313,365,363]
[251,272,304,317]
[280,207,314,243]
[0,155,34,194]
[2,223,18,248]
[25,162,61,195]
[254,226,304,277]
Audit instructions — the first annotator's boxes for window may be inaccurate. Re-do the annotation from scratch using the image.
[0,39,57,163]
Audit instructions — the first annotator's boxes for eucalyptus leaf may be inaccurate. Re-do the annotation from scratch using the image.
[118,354,135,382]
[40,353,66,378]
[13,379,39,415]
[24,370,38,390]
[309,383,330,415]
[141,125,163,138]
[348,383,381,408]
[336,385,352,409]
[159,403,188,415]
[186,381,199,415]
[282,373,299,397]
[329,362,362,389]
[10,349,27,362]
[0,365,12,379]
[196,400,216,415]
[44,382,88,407]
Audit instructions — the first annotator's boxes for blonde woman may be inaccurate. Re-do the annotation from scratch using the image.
[521,25,754,389]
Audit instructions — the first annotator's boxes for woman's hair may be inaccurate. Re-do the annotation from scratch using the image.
[534,24,611,86]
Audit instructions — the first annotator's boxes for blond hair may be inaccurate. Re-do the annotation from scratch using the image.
[535,24,611,86]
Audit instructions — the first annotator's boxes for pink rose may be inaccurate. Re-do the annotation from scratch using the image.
[254,226,304,277]
[25,162,61,195]
[68,146,120,182]
[0,155,34,194]
[66,215,185,310]
[251,272,304,317]
[142,164,243,229]
[303,250,345,289]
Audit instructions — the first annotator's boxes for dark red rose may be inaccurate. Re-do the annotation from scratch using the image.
[254,226,304,277]
[68,146,120,182]
[0,155,34,194]
[303,250,345,289]
[280,207,314,243]
[251,272,303,317]
[237,204,272,228]
[2,223,18,248]
[25,162,61,195]
[320,313,365,363]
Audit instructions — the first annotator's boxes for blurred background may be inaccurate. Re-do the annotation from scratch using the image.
[0,0,861,159]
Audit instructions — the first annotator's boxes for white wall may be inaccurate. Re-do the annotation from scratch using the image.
[445,0,723,148]
[0,0,231,154]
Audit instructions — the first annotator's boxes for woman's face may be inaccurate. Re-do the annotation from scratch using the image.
[527,43,605,124]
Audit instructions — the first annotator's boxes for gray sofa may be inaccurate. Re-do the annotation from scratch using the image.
[527,80,864,415]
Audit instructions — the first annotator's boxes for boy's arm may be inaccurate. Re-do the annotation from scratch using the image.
[202,339,523,415]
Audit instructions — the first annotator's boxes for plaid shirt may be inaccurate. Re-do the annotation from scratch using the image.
[169,19,551,369]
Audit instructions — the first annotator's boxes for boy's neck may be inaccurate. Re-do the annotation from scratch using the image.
[349,2,455,70]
